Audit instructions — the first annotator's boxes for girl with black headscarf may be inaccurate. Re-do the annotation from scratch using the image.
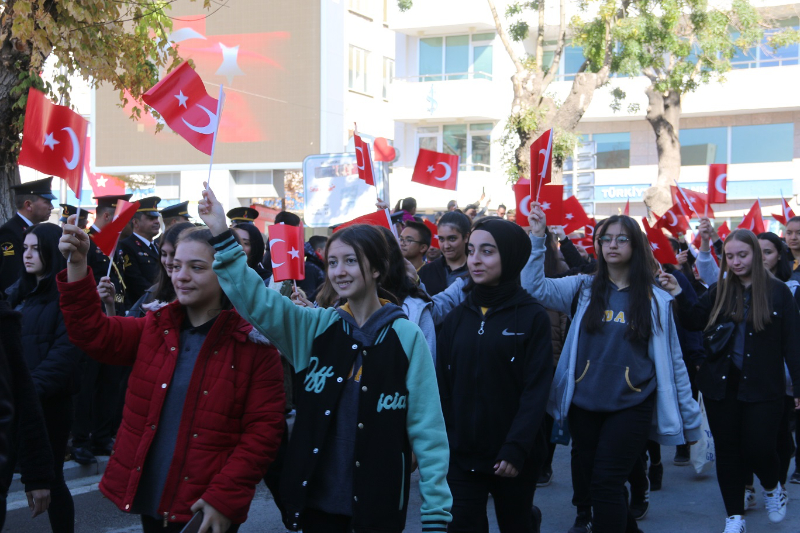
[436,216,553,530]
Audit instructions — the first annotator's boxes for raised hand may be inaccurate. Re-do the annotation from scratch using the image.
[59,217,90,264]
[698,218,714,251]
[97,276,117,307]
[528,201,547,237]
[197,183,228,236]
[658,271,682,296]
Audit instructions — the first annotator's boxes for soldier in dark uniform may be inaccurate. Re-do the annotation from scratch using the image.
[86,195,131,298]
[58,204,89,229]
[160,201,192,231]
[0,177,57,293]
[227,206,260,227]
[118,197,161,306]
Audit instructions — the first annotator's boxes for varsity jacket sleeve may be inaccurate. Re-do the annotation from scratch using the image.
[695,250,720,285]
[56,268,146,366]
[394,319,452,531]
[200,344,286,523]
[497,305,553,470]
[521,235,587,316]
[210,230,339,372]
[430,277,467,325]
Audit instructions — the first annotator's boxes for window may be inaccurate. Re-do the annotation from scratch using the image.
[348,0,370,17]
[731,123,793,164]
[349,45,369,94]
[419,33,494,81]
[155,172,180,200]
[593,132,630,169]
[382,57,394,100]
[234,170,274,185]
[542,41,587,80]
[731,21,800,69]
[415,123,494,171]
[680,127,727,165]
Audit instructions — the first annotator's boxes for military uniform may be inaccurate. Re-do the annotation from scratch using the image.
[85,195,132,306]
[0,178,57,292]
[118,197,161,306]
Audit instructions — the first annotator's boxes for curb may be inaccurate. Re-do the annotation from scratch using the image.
[10,456,109,493]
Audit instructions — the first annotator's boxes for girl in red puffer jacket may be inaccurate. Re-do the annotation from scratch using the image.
[57,223,285,533]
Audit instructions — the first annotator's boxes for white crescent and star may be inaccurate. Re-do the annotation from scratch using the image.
[96,176,108,188]
[586,225,594,236]
[565,213,574,220]
[288,248,300,260]
[62,127,80,170]
[434,162,452,182]
[541,201,552,211]
[43,132,60,150]
[216,43,246,86]
[182,104,218,135]
[175,91,188,108]
[270,238,285,268]
[519,195,532,218]
[665,211,678,227]
[715,173,727,195]
[355,146,366,170]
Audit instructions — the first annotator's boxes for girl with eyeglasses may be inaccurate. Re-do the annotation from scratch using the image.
[523,206,701,533]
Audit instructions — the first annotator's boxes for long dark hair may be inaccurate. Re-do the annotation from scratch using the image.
[320,224,398,305]
[584,215,659,342]
[233,223,266,271]
[393,197,416,213]
[544,228,567,278]
[175,227,232,312]
[151,222,194,303]
[757,232,792,282]
[377,226,431,304]
[18,223,65,299]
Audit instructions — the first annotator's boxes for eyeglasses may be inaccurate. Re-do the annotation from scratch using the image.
[398,237,424,245]
[599,235,631,246]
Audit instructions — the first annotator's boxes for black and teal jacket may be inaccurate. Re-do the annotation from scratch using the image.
[210,231,452,532]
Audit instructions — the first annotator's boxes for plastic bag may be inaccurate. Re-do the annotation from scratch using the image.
[690,393,716,474]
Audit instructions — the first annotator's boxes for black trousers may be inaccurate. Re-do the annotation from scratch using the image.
[72,359,126,449]
[569,394,655,533]
[301,508,354,533]
[704,369,784,516]
[140,514,240,532]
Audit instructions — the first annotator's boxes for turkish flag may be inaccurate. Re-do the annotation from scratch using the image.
[655,204,691,237]
[268,224,306,282]
[708,164,728,204]
[423,218,440,249]
[514,178,533,228]
[772,197,796,226]
[623,199,630,216]
[354,132,376,186]
[643,218,678,265]
[739,200,765,234]
[530,129,553,200]
[539,185,564,226]
[334,209,393,233]
[142,61,220,155]
[718,221,731,242]
[563,196,592,234]
[84,138,126,196]
[671,185,714,219]
[583,220,597,255]
[18,88,89,197]
[411,149,459,191]
[93,200,140,257]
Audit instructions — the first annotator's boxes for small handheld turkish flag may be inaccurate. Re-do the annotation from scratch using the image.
[93,200,140,257]
[643,219,678,266]
[411,149,459,191]
[623,199,630,216]
[671,185,714,219]
[334,209,393,233]
[717,221,731,242]
[354,130,376,186]
[739,200,765,234]
[530,129,553,201]
[423,218,440,249]
[268,224,306,282]
[18,88,89,197]
[563,196,592,234]
[142,62,220,156]
[655,204,691,237]
[514,178,532,228]
[538,184,564,226]
[772,197,795,226]
[708,164,727,204]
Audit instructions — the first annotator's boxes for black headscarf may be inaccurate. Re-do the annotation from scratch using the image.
[466,217,532,308]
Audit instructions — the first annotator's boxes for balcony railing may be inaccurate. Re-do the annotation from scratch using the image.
[393,71,493,83]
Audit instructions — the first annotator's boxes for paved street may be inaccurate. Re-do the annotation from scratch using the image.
[5,445,800,532]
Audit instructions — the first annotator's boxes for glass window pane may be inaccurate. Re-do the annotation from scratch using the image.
[594,132,630,169]
[443,125,468,162]
[445,35,469,80]
[470,123,493,131]
[471,134,491,171]
[564,45,585,79]
[473,45,493,79]
[542,50,554,72]
[420,37,443,81]
[419,136,439,152]
[761,30,799,67]
[418,126,439,134]
[680,127,727,165]
[472,33,495,42]
[731,123,794,163]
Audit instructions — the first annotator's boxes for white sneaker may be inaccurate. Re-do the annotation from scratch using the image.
[723,515,746,533]
[763,483,788,523]
[744,487,757,511]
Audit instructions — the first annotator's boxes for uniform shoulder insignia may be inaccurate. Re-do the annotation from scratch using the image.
[123,254,132,268]
[2,242,14,256]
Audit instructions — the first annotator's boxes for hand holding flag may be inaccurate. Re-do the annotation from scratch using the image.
[93,200,140,259]
[269,224,306,282]
[530,129,553,201]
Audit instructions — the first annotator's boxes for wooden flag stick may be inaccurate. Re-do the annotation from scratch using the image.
[206,84,226,191]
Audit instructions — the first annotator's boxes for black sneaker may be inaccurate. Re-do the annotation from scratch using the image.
[648,462,663,491]
[568,511,592,533]
[531,505,542,533]
[673,445,690,466]
[791,469,800,485]
[72,446,98,466]
[537,467,553,487]
[629,478,650,520]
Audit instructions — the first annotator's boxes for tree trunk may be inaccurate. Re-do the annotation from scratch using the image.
[643,86,682,216]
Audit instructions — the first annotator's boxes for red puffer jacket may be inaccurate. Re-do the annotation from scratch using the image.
[57,270,285,524]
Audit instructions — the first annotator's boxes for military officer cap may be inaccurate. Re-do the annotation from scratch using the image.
[59,204,91,223]
[160,201,191,220]
[11,176,57,200]
[227,207,259,225]
[94,194,133,210]
[136,196,161,217]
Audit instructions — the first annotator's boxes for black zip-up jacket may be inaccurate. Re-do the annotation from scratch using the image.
[419,256,469,297]
[675,276,800,402]
[437,288,553,473]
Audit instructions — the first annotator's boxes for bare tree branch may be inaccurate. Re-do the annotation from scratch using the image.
[535,0,545,68]
[487,0,525,75]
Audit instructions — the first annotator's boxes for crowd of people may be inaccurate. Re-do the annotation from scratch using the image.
[0,175,798,533]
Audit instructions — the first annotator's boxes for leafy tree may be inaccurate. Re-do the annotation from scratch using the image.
[582,0,790,214]
[0,0,208,221]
